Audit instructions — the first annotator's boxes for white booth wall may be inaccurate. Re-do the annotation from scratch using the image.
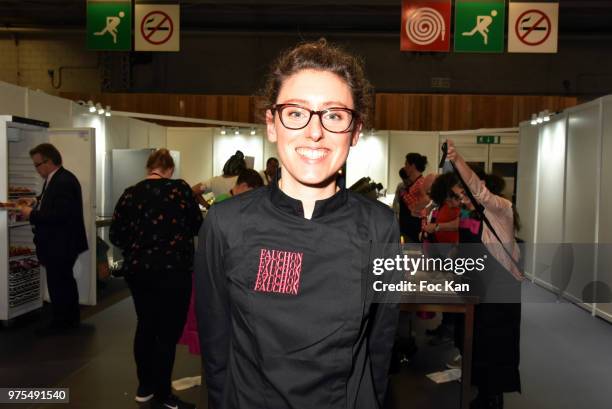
[600,98,612,319]
[517,95,612,321]
[166,127,214,188]
[516,123,539,279]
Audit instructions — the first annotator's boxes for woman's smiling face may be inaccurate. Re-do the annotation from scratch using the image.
[266,69,361,189]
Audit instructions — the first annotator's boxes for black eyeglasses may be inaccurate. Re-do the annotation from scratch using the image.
[34,159,48,168]
[272,103,358,133]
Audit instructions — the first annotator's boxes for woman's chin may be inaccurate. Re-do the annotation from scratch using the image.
[296,173,339,188]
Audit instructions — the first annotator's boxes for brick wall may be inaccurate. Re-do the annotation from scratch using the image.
[0,34,101,95]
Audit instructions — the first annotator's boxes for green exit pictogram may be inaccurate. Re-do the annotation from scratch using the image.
[477,135,501,144]
[87,1,132,51]
[454,0,505,53]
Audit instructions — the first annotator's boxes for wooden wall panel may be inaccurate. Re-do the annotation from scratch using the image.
[61,92,578,131]
[374,94,578,130]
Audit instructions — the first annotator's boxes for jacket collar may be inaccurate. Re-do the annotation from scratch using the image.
[269,171,348,220]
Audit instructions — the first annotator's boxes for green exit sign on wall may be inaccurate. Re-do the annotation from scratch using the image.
[477,135,501,144]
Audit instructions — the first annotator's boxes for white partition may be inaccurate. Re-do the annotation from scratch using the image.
[0,81,26,117]
[346,130,389,189]
[72,105,106,216]
[105,116,130,150]
[533,116,566,287]
[26,89,73,127]
[564,102,601,304]
[597,97,612,321]
[166,127,214,186]
[128,119,150,149]
[148,123,167,148]
[516,123,539,275]
[519,95,612,322]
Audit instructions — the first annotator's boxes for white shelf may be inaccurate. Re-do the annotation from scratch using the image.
[8,222,30,228]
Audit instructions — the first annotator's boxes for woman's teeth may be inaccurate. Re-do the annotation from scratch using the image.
[296,148,328,160]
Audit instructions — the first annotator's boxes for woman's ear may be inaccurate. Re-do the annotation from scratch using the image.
[266,110,277,143]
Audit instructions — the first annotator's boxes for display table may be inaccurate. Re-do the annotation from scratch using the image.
[399,270,479,409]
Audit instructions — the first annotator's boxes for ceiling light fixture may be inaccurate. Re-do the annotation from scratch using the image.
[88,100,96,113]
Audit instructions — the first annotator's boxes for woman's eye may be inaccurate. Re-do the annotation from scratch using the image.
[324,110,348,121]
[288,111,304,118]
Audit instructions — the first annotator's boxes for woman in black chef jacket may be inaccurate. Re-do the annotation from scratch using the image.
[195,39,400,409]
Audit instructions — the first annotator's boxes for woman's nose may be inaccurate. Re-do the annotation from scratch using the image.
[306,113,324,142]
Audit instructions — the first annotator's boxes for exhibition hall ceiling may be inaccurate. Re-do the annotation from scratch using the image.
[1,0,612,35]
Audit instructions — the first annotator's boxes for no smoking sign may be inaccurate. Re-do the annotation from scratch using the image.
[135,4,180,51]
[508,2,558,53]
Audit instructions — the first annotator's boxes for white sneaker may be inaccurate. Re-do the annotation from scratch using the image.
[135,385,154,403]
[172,376,201,391]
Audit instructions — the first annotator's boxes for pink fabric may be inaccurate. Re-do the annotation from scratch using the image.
[178,273,200,355]
[459,217,481,236]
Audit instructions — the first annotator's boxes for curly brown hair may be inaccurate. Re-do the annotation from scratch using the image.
[262,38,373,127]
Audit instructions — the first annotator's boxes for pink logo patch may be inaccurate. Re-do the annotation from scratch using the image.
[254,249,303,295]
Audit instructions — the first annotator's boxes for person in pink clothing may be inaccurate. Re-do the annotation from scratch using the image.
[178,169,265,355]
[446,139,523,409]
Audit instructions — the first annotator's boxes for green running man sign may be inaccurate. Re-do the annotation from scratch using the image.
[454,0,505,53]
[87,1,132,51]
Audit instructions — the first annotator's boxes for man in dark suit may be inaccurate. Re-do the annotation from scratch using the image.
[18,143,88,330]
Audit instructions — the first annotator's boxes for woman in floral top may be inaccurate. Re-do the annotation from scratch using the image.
[110,148,202,409]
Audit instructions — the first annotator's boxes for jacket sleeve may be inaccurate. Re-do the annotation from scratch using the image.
[29,177,76,226]
[368,215,401,407]
[195,207,231,409]
[109,188,135,250]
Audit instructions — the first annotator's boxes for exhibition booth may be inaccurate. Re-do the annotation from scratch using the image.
[517,95,612,322]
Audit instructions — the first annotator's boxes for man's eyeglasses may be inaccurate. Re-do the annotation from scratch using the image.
[272,104,358,133]
[34,159,48,168]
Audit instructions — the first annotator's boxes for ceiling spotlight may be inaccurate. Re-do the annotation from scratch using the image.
[96,103,104,115]
[234,128,240,135]
[543,110,551,122]
[250,128,256,136]
[88,100,96,113]
[530,113,538,126]
[359,132,364,137]
[105,106,111,117]
[220,127,226,135]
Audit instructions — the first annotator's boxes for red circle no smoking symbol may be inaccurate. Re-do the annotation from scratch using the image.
[141,10,174,45]
[515,9,551,46]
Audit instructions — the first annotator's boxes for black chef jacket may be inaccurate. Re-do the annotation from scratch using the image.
[195,181,400,409]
